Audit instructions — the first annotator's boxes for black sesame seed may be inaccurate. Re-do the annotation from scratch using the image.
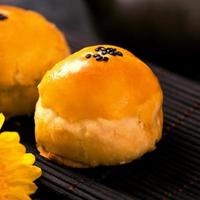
[106,48,112,53]
[109,51,116,56]
[112,48,117,52]
[101,50,107,55]
[85,54,91,59]
[0,13,8,20]
[103,57,109,62]
[95,47,100,51]
[93,54,99,58]
[116,51,123,56]
[100,47,106,51]
[113,51,118,56]
[95,46,104,51]
[96,55,103,61]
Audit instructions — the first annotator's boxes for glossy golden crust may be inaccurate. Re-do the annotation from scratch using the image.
[36,45,163,167]
[39,45,162,122]
[0,5,70,116]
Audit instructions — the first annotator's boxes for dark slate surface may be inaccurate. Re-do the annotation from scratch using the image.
[0,0,200,199]
[3,65,200,200]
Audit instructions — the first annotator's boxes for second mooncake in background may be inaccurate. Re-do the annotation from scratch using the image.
[0,5,70,117]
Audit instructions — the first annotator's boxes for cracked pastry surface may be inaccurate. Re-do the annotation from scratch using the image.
[0,5,70,117]
[35,45,163,167]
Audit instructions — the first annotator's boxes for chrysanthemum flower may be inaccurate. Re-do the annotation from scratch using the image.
[0,113,42,200]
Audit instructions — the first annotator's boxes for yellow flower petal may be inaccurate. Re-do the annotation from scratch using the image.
[0,113,5,129]
[5,188,32,200]
[7,165,42,181]
[0,132,20,143]
[22,153,36,165]
[0,114,42,200]
[8,180,38,195]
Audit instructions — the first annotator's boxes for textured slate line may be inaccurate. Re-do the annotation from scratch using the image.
[27,147,135,200]
[151,65,200,93]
